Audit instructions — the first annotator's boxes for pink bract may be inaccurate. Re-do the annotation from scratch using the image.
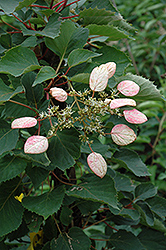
[123,109,148,124]
[11,117,37,129]
[105,62,116,78]
[117,80,140,96]
[24,135,49,154]
[87,152,107,178]
[111,124,136,146]
[110,98,136,109]
[89,64,109,92]
[50,87,68,102]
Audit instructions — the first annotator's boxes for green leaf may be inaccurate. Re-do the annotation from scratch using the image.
[135,183,157,202]
[15,0,39,11]
[146,196,166,220]
[0,46,41,77]
[136,201,154,226]
[0,78,22,102]
[110,230,144,250]
[117,73,162,101]
[45,21,89,58]
[0,177,24,237]
[0,155,26,183]
[22,186,65,219]
[4,97,35,118]
[70,73,90,84]
[87,24,128,40]
[114,172,135,192]
[51,227,91,250]
[21,13,61,39]
[26,165,49,190]
[60,206,73,226]
[77,200,101,214]
[47,128,81,171]
[21,72,44,104]
[81,138,110,155]
[0,119,19,155]
[113,148,150,177]
[138,228,166,250]
[24,210,43,233]
[68,49,101,68]
[0,0,24,14]
[33,66,57,86]
[93,45,130,77]
[66,174,118,208]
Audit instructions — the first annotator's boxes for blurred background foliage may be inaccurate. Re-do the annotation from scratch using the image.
[114,0,166,195]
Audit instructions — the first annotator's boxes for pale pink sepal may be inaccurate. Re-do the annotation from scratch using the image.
[111,124,136,146]
[50,87,68,102]
[105,62,116,78]
[123,109,148,124]
[24,135,48,154]
[11,117,37,129]
[110,98,136,109]
[89,64,109,92]
[87,152,107,178]
[117,80,140,96]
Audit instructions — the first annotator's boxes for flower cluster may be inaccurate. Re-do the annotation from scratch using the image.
[11,62,148,179]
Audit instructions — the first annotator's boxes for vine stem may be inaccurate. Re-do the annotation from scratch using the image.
[152,112,166,153]
[9,100,39,115]
[52,0,64,9]
[51,171,74,186]
[52,215,63,235]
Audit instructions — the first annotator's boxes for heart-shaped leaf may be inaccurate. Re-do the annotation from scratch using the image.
[24,136,48,154]
[123,109,148,124]
[110,98,136,109]
[87,152,107,178]
[111,124,136,146]
[89,64,109,91]
[11,117,37,129]
[117,80,140,96]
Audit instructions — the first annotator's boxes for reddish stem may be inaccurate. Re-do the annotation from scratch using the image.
[44,78,55,92]
[2,20,21,31]
[30,4,49,9]
[8,31,22,34]
[38,120,41,135]
[51,171,74,186]
[62,14,79,19]
[88,143,94,153]
[38,48,49,60]
[103,221,118,232]
[55,3,64,12]
[64,67,71,75]
[66,0,81,7]
[12,13,36,31]
[52,0,64,9]
[55,81,68,87]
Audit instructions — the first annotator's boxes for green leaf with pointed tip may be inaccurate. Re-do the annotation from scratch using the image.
[87,24,128,40]
[113,148,150,177]
[0,155,26,183]
[138,228,166,250]
[0,0,24,14]
[70,73,90,84]
[135,183,157,202]
[21,72,44,104]
[22,186,65,219]
[0,46,41,77]
[0,177,24,237]
[33,66,57,86]
[51,227,91,250]
[136,201,154,226]
[66,174,118,208]
[117,73,162,101]
[0,119,19,156]
[110,230,144,250]
[60,206,73,226]
[47,128,81,171]
[15,0,37,11]
[146,196,166,220]
[45,21,89,58]
[21,13,61,39]
[114,172,135,192]
[68,49,101,68]
[0,78,22,102]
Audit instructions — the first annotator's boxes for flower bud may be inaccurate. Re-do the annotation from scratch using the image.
[89,64,109,92]
[105,62,116,78]
[87,152,107,178]
[50,87,67,102]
